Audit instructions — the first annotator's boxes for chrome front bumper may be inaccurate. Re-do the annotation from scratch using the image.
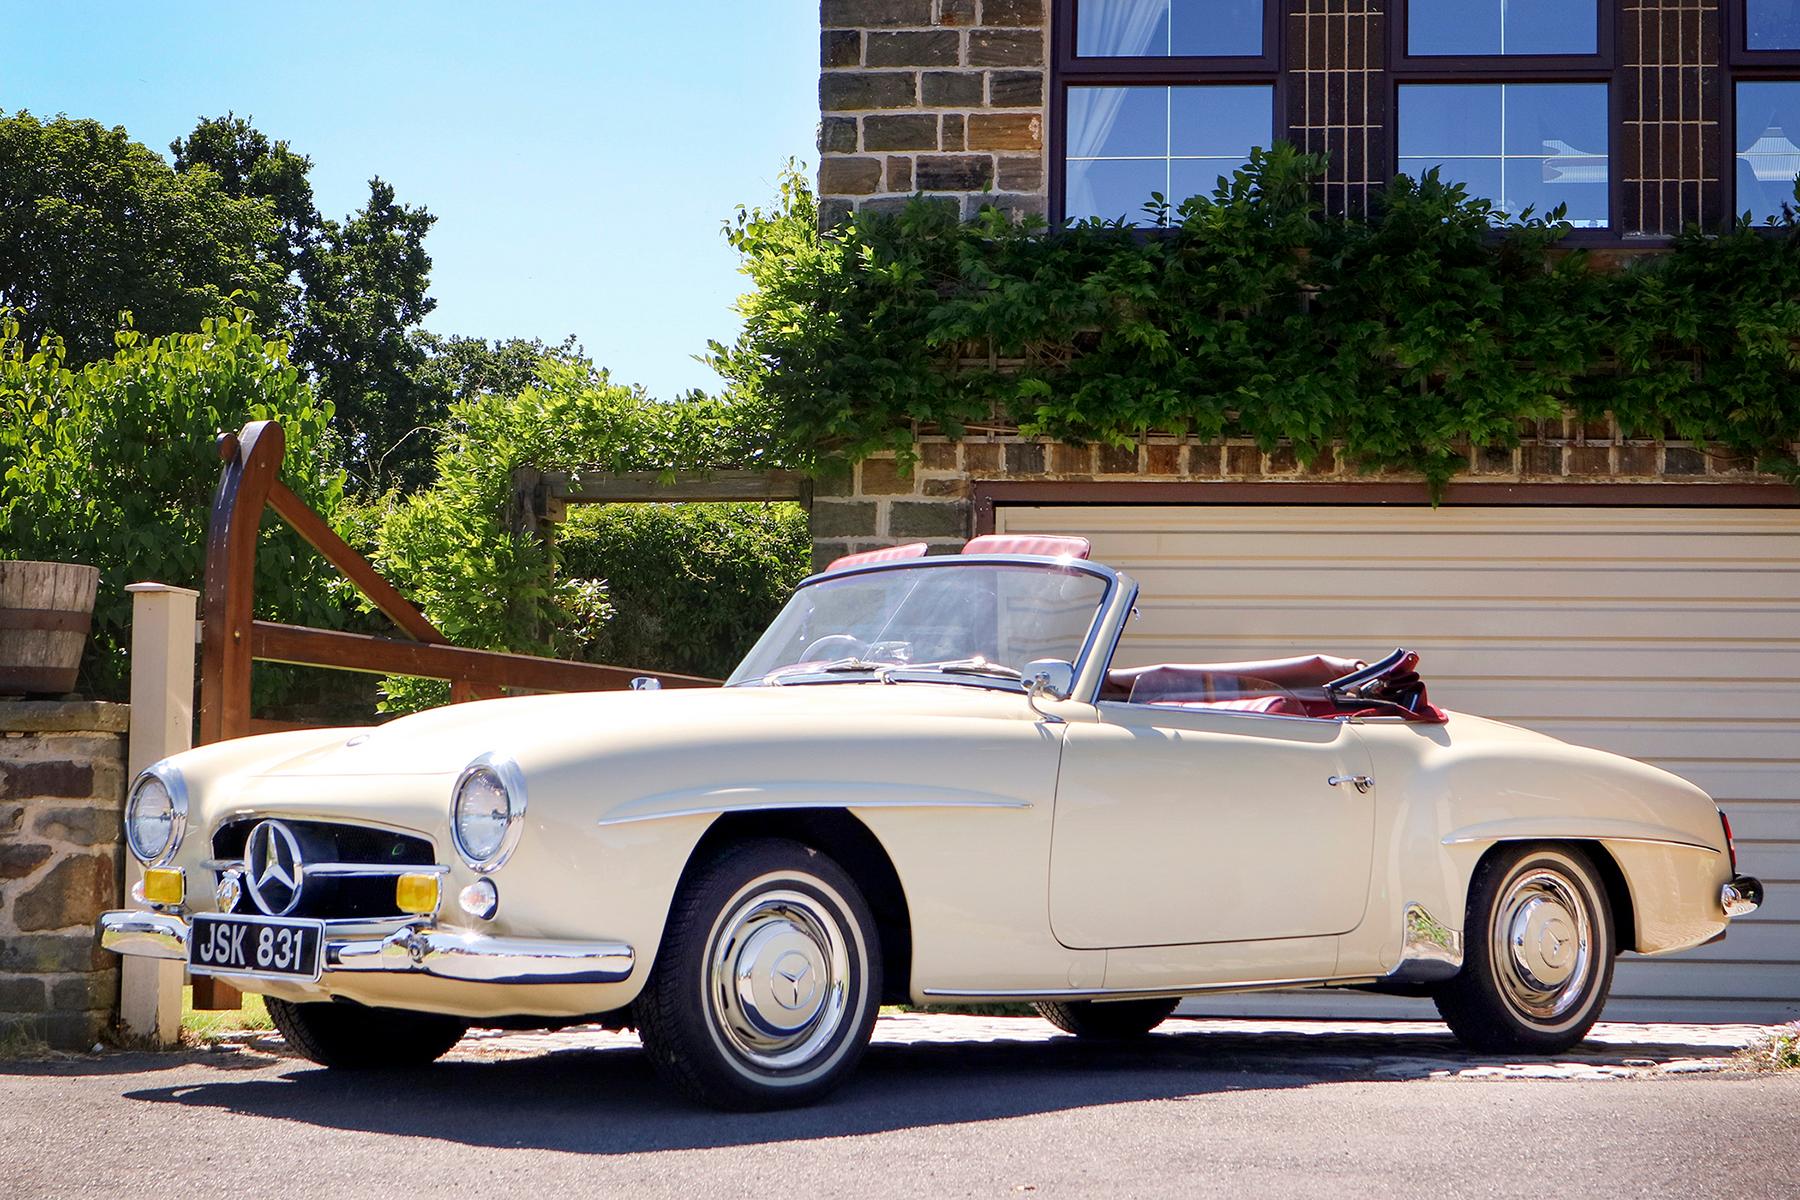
[95,910,635,986]
[1722,875,1764,919]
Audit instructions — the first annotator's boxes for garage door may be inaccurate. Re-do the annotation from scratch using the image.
[998,504,1800,1024]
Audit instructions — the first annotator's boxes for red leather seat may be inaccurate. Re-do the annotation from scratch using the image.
[826,542,929,571]
[961,534,1092,559]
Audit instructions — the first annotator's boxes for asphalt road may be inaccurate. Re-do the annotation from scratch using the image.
[3,1017,1796,1199]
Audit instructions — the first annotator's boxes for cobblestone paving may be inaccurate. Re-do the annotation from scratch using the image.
[213,1012,1777,1083]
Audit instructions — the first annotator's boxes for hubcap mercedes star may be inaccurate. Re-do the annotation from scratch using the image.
[1493,869,1593,1021]
[707,889,850,1070]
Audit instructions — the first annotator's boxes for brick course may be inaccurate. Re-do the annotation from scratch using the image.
[0,701,128,1050]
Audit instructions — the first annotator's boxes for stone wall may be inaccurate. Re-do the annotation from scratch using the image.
[0,701,129,1050]
[808,420,1795,567]
[818,0,1048,225]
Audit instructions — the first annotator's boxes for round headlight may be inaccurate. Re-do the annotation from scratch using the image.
[451,756,524,870]
[125,769,186,864]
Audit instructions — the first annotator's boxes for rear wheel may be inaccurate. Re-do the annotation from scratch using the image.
[636,838,882,1110]
[266,997,468,1068]
[1035,997,1179,1040]
[1434,844,1615,1053]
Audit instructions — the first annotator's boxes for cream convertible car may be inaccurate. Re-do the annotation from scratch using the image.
[100,534,1763,1108]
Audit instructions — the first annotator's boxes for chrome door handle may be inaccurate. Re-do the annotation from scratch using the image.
[1328,775,1374,794]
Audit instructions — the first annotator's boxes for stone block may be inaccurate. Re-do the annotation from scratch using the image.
[811,502,880,539]
[0,804,21,835]
[0,702,129,735]
[1004,441,1045,475]
[0,840,54,881]
[30,806,117,847]
[822,29,862,68]
[1096,444,1139,474]
[864,113,940,151]
[1522,445,1563,476]
[13,851,119,932]
[916,154,995,191]
[820,116,859,154]
[887,157,914,191]
[982,0,1044,24]
[0,760,94,800]
[1051,444,1093,474]
[969,29,1043,66]
[50,971,117,1012]
[823,0,934,28]
[1225,444,1261,477]
[1187,444,1225,477]
[1567,445,1611,475]
[967,113,1042,150]
[922,478,971,498]
[0,933,111,974]
[889,501,970,538]
[24,1009,109,1051]
[989,70,1044,107]
[819,156,885,196]
[821,72,919,112]
[922,71,984,107]
[1663,445,1705,475]
[0,975,46,1011]
[860,458,914,495]
[920,442,959,470]
[866,30,962,67]
[1145,443,1182,476]
[965,443,1001,472]
[812,545,848,574]
[936,0,978,24]
[1614,444,1659,477]
[941,113,967,150]
[1472,445,1516,475]
[819,197,856,228]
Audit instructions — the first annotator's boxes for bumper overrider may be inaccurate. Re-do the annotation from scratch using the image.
[1722,875,1765,919]
[95,910,634,987]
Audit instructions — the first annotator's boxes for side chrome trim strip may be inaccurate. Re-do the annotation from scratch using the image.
[598,785,1031,828]
[1441,832,1719,854]
[920,975,1381,1002]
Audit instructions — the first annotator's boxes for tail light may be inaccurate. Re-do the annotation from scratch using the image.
[1719,810,1738,874]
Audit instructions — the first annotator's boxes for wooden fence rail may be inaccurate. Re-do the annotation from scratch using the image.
[197,419,717,745]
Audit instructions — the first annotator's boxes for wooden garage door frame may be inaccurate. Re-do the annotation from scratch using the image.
[972,480,1800,536]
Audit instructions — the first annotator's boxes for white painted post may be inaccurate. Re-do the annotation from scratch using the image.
[120,582,198,1045]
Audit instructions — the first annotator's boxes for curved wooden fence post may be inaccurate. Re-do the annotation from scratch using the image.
[198,421,285,745]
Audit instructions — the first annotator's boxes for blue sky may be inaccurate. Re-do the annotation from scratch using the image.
[5,1,819,399]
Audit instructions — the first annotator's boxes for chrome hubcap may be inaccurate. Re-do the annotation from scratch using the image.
[707,888,850,1070]
[1493,868,1593,1021]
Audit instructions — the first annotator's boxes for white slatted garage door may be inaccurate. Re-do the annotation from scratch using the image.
[999,504,1800,1024]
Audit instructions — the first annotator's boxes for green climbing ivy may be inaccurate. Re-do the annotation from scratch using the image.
[713,147,1800,490]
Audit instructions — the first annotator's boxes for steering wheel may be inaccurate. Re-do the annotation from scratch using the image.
[802,634,867,661]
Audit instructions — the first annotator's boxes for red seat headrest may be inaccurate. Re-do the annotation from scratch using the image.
[825,542,929,572]
[961,534,1092,559]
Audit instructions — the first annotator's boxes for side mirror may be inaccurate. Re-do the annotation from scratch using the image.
[1022,659,1074,702]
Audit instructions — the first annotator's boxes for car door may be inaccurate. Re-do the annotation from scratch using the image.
[1049,702,1377,949]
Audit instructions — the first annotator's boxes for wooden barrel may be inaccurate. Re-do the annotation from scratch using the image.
[0,561,100,696]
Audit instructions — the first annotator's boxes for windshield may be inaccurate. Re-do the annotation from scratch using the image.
[728,562,1110,687]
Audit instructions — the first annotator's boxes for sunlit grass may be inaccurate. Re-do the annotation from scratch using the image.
[181,986,274,1041]
[1736,1023,1800,1072]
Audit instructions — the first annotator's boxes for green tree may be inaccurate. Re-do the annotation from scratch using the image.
[0,110,291,362]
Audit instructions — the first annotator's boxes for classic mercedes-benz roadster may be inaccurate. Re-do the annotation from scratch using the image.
[99,534,1763,1108]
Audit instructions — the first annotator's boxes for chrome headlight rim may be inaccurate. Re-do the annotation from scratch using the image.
[125,763,189,866]
[450,752,527,873]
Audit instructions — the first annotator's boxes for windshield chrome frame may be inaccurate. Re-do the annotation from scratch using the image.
[732,553,1133,699]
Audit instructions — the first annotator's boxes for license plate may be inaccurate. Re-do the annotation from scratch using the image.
[189,913,324,980]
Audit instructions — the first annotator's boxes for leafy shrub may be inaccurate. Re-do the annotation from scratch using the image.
[368,356,787,709]
[0,311,344,699]
[558,502,810,681]
[713,150,1800,488]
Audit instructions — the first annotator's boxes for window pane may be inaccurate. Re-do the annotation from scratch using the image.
[1077,0,1262,57]
[1064,84,1272,223]
[1747,0,1800,50]
[1737,81,1800,222]
[1398,83,1608,227]
[1408,0,1596,56]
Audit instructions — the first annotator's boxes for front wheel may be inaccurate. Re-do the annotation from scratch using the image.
[1035,997,1179,1040]
[266,997,469,1068]
[1434,844,1615,1053]
[635,838,882,1110]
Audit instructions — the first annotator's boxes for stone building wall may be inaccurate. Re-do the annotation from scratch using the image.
[0,701,129,1050]
[809,420,1795,567]
[818,0,1049,225]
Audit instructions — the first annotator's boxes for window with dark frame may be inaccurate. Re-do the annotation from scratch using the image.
[1053,0,1280,225]
[1390,0,1613,228]
[1732,0,1800,222]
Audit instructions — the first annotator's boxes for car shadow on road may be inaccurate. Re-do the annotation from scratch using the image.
[107,1021,1745,1155]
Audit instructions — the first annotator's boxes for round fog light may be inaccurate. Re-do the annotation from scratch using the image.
[459,878,499,920]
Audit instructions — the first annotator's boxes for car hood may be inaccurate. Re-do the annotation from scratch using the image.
[257,681,1043,780]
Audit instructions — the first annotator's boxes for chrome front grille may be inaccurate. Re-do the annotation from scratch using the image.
[211,818,437,919]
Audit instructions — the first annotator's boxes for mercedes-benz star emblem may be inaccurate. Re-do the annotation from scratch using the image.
[772,953,814,1010]
[244,820,305,916]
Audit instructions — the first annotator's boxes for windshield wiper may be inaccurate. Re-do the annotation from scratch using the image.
[762,657,889,686]
[877,658,1024,685]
